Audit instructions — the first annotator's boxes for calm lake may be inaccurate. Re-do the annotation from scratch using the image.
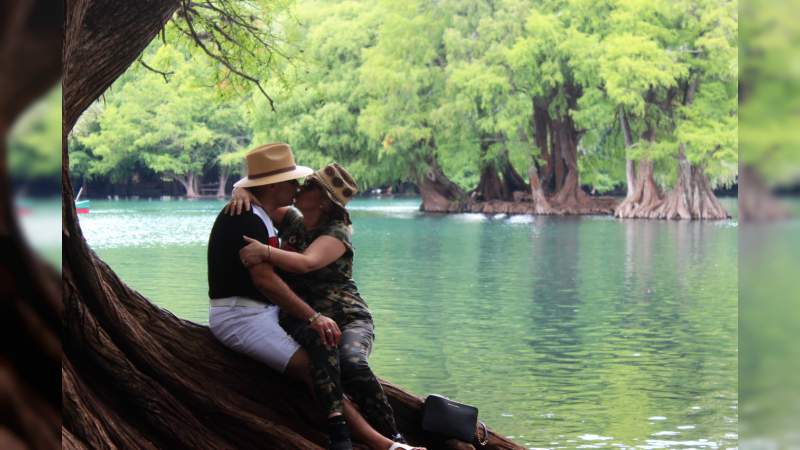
[79,198,738,449]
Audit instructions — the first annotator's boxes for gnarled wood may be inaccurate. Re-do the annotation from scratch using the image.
[615,160,664,218]
[418,156,467,213]
[498,150,529,198]
[650,148,729,220]
[472,160,506,202]
[0,1,63,449]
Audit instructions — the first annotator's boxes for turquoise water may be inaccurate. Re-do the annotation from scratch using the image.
[80,198,738,448]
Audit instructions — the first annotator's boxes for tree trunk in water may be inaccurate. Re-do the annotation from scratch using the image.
[651,147,730,220]
[217,166,230,199]
[619,107,637,201]
[531,98,553,193]
[615,127,664,218]
[417,156,467,213]
[472,160,506,202]
[0,1,63,448]
[549,120,566,194]
[624,80,727,220]
[471,134,506,202]
[62,1,522,448]
[548,117,609,214]
[498,150,529,198]
[738,164,788,222]
[614,160,664,218]
[527,166,553,214]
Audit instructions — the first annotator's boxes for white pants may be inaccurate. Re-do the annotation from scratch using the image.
[209,298,301,373]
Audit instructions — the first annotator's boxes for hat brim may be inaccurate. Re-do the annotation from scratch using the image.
[233,165,314,189]
[306,175,352,224]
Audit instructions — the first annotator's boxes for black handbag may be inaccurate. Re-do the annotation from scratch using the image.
[421,394,489,446]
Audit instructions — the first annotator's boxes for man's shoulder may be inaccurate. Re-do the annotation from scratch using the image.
[211,209,265,236]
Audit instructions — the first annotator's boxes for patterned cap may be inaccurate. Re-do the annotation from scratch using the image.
[306,163,359,223]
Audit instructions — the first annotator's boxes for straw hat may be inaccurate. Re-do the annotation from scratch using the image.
[306,163,359,223]
[233,143,313,188]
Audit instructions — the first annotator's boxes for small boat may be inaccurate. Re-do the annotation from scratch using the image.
[76,199,91,214]
[15,198,32,216]
[75,187,90,214]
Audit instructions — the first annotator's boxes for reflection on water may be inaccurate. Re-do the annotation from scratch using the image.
[81,198,737,448]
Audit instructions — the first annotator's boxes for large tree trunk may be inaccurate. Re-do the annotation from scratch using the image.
[498,150,529,197]
[531,97,553,193]
[615,159,664,218]
[417,155,467,213]
[619,107,637,201]
[650,147,729,220]
[0,1,63,449]
[63,0,179,133]
[472,160,505,202]
[527,166,553,214]
[615,128,664,218]
[471,135,506,202]
[63,3,521,448]
[547,117,616,214]
[548,119,566,194]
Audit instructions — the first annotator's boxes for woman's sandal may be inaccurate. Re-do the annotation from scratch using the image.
[388,443,425,450]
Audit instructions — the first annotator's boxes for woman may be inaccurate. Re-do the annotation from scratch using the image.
[232,163,422,450]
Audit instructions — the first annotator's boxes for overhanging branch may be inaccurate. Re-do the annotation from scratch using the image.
[174,0,277,111]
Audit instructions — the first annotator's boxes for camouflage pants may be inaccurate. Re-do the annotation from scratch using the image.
[339,319,399,438]
[286,320,345,416]
[284,317,399,437]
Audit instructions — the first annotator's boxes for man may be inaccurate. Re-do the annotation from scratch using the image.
[208,143,417,450]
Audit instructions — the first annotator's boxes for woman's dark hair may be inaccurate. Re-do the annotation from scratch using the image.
[327,203,348,223]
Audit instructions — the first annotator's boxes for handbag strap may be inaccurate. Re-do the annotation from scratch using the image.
[476,421,489,446]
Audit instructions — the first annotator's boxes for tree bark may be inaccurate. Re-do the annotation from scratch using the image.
[549,119,566,194]
[650,147,729,220]
[615,159,664,218]
[417,155,467,213]
[531,97,553,193]
[217,165,230,199]
[0,1,63,449]
[472,160,505,202]
[547,117,614,214]
[470,133,507,202]
[498,150,529,198]
[173,171,200,198]
[619,107,637,201]
[615,128,664,218]
[63,0,179,133]
[527,166,553,214]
